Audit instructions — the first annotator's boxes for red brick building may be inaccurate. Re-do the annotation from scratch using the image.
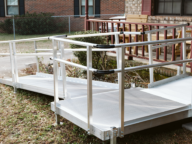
[0,0,125,31]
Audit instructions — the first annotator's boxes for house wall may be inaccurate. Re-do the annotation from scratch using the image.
[125,0,192,25]
[24,0,125,31]
[0,0,124,31]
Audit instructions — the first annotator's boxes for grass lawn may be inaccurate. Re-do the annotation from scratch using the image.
[1,84,192,144]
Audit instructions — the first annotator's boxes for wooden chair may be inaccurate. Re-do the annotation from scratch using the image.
[118,15,148,54]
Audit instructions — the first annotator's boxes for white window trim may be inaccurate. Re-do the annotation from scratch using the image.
[4,0,19,17]
[79,0,95,17]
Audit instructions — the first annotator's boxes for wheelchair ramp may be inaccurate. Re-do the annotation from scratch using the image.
[0,73,118,99]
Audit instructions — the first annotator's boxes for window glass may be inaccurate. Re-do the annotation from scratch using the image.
[7,0,18,5]
[82,0,85,6]
[89,0,93,5]
[81,6,85,15]
[184,0,192,14]
[89,6,93,15]
[7,6,19,15]
[157,0,181,15]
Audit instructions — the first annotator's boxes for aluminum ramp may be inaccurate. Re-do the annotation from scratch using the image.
[0,73,118,98]
[51,76,192,141]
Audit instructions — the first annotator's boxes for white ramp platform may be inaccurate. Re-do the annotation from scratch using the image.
[51,76,192,141]
[0,73,118,98]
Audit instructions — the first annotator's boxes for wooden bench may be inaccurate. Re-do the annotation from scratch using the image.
[119,15,148,54]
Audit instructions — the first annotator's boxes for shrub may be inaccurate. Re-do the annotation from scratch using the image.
[0,12,66,35]
[70,31,111,70]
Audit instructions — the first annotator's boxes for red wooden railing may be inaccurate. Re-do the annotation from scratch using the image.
[86,19,192,72]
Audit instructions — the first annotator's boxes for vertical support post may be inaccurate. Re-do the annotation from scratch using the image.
[13,42,19,84]
[156,26,159,59]
[106,22,109,32]
[172,28,176,61]
[110,127,117,144]
[101,22,104,33]
[119,46,125,138]
[53,40,60,125]
[164,26,167,61]
[92,22,94,32]
[68,16,71,34]
[148,33,154,84]
[128,24,132,60]
[96,22,99,32]
[13,16,15,40]
[34,41,39,73]
[135,24,138,56]
[87,46,92,135]
[111,23,114,44]
[142,25,145,57]
[190,29,192,73]
[182,26,186,74]
[115,34,120,84]
[123,24,125,43]
[60,41,67,98]
[9,42,16,93]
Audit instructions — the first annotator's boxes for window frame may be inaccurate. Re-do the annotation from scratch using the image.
[4,0,20,17]
[154,0,192,16]
[79,0,95,16]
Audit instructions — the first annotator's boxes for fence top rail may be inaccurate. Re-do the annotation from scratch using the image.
[94,37,192,48]
[87,19,192,27]
[0,34,67,44]
[144,23,189,34]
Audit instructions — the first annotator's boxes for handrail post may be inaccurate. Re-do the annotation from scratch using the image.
[9,42,16,93]
[87,45,93,135]
[115,34,120,84]
[53,39,60,125]
[119,46,125,138]
[182,26,187,74]
[34,41,39,73]
[60,41,67,98]
[12,42,19,92]
[148,33,154,84]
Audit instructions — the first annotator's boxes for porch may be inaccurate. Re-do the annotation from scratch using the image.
[84,13,192,72]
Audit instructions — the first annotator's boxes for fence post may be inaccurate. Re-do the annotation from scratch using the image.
[68,16,71,34]
[182,26,186,74]
[87,45,93,135]
[53,39,60,125]
[148,33,154,84]
[13,16,15,40]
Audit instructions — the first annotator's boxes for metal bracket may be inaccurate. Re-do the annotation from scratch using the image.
[110,127,118,144]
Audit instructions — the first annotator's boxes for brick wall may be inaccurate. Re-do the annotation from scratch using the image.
[24,0,124,31]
